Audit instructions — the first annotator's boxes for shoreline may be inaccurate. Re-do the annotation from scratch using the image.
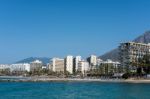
[0,76,150,83]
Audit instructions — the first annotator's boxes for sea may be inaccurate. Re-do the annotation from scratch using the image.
[0,81,149,99]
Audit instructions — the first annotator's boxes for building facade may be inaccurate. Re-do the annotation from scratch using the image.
[51,58,65,72]
[119,42,150,72]
[78,60,90,75]
[98,59,121,75]
[87,55,97,70]
[0,64,10,71]
[30,60,43,71]
[10,63,30,72]
[74,56,82,72]
[65,55,73,74]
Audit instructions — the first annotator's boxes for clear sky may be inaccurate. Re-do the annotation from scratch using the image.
[0,0,150,63]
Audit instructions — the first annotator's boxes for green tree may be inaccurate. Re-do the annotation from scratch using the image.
[138,54,150,75]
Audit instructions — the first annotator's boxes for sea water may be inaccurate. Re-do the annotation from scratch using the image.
[0,82,149,99]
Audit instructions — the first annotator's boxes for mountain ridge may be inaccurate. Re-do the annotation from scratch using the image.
[15,57,51,65]
[16,31,150,64]
[100,31,150,61]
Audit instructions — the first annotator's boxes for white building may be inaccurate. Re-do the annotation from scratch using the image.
[0,64,10,70]
[99,59,121,74]
[78,60,90,74]
[30,60,43,71]
[74,56,82,72]
[87,55,97,66]
[10,63,30,72]
[90,55,97,66]
[48,63,53,71]
[87,55,97,70]
[51,58,65,72]
[97,58,103,65]
[101,59,120,66]
[65,55,73,74]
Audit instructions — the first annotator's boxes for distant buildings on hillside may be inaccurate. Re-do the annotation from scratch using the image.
[0,41,149,76]
[0,55,122,76]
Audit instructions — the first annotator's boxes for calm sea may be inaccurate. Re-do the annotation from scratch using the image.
[0,82,149,99]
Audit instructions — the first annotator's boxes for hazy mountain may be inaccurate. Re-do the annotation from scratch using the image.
[100,31,150,61]
[16,31,150,63]
[133,31,150,43]
[16,57,51,65]
[100,48,119,61]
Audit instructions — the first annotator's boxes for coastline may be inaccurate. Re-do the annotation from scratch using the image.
[30,78,150,83]
[0,76,150,83]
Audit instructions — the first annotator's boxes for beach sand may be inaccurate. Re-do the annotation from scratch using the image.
[1,76,150,83]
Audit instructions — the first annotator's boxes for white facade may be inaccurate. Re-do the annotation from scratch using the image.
[90,55,97,66]
[65,55,73,74]
[0,64,10,70]
[99,59,121,73]
[52,58,56,71]
[78,60,89,74]
[99,59,121,68]
[97,58,103,65]
[30,60,42,71]
[51,58,64,72]
[74,56,82,71]
[101,59,120,66]
[48,63,53,71]
[10,63,30,72]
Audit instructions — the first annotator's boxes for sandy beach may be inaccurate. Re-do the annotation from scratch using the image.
[0,76,150,83]
[31,78,150,83]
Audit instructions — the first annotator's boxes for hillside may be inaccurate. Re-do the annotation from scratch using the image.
[16,57,51,65]
[100,31,150,61]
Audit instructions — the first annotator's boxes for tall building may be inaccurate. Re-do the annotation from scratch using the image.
[51,58,65,72]
[119,42,150,72]
[74,56,82,72]
[78,60,89,75]
[30,60,43,71]
[87,55,97,69]
[65,55,73,74]
[48,63,52,71]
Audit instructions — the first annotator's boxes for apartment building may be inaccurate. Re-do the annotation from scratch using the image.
[119,42,150,72]
[51,58,65,72]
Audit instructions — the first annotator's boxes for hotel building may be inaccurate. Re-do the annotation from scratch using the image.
[78,60,90,75]
[98,59,121,75]
[65,55,73,74]
[119,42,150,72]
[0,64,10,71]
[30,60,43,71]
[74,56,82,72]
[51,58,65,72]
[87,55,97,70]
[10,63,30,72]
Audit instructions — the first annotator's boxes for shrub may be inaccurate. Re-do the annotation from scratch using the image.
[122,73,130,79]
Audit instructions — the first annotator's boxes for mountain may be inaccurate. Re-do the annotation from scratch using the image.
[16,57,51,65]
[100,48,119,61]
[133,31,150,43]
[100,31,150,61]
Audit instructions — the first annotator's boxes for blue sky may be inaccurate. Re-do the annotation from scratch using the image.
[0,0,150,63]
